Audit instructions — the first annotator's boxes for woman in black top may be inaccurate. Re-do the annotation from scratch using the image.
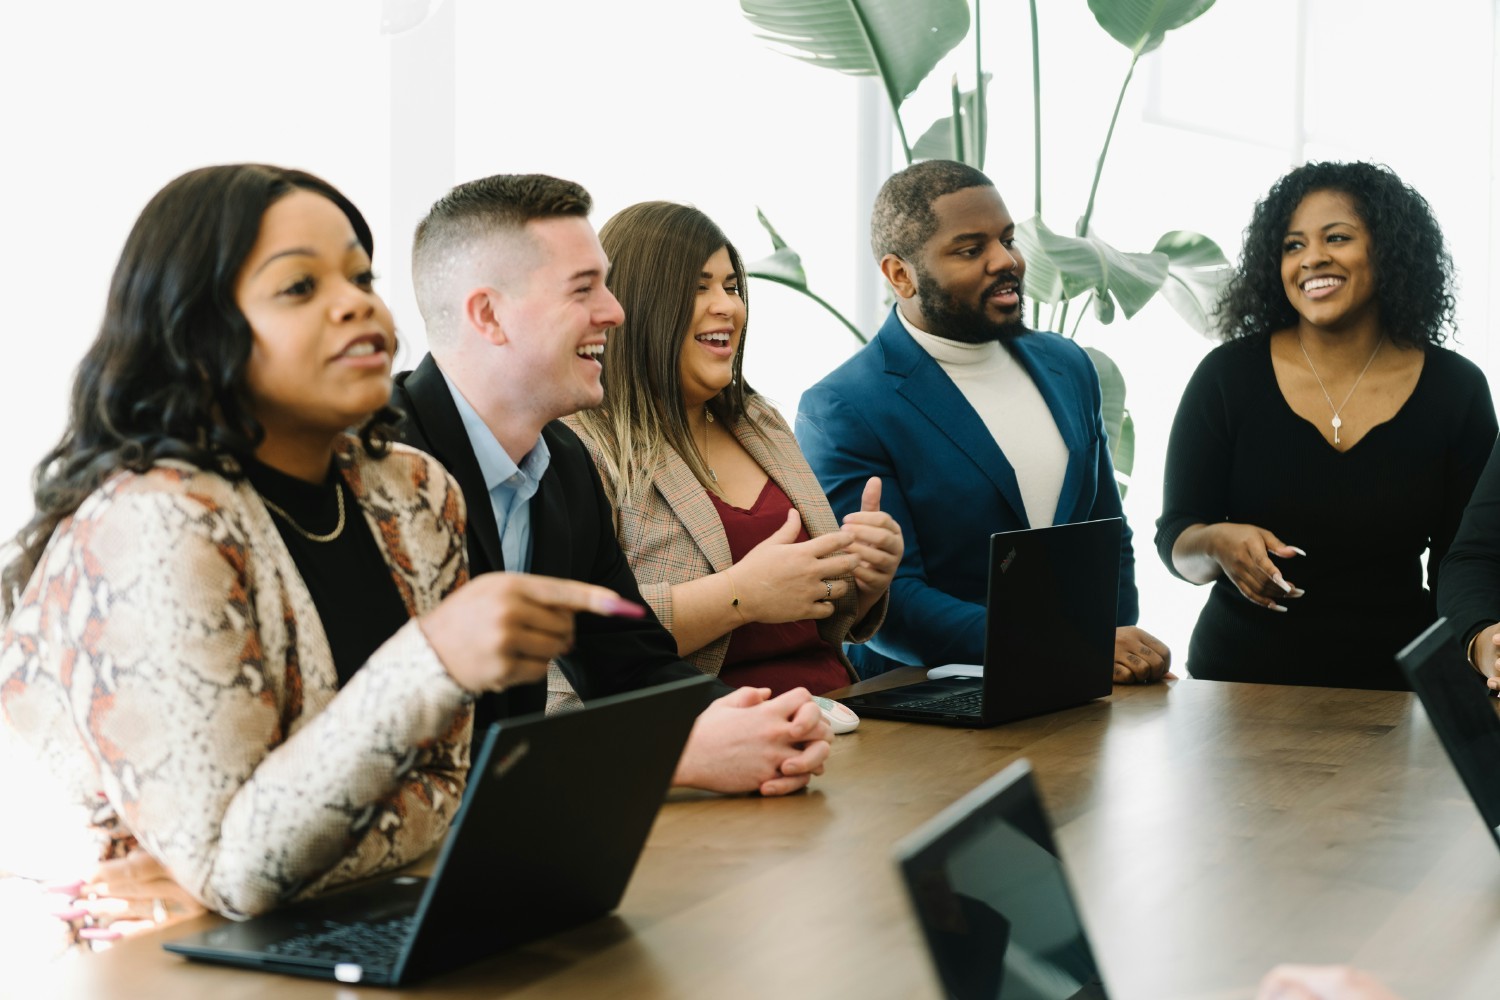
[1156,161,1496,689]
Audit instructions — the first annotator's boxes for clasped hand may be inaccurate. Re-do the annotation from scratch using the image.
[731,477,902,624]
[1467,622,1500,692]
[675,686,833,796]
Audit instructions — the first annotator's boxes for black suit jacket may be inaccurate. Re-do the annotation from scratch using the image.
[391,355,727,732]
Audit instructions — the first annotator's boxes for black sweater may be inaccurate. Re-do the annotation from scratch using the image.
[1156,336,1495,689]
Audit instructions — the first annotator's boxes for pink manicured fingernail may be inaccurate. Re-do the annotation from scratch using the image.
[603,598,646,619]
[44,880,85,895]
[1272,574,1292,594]
[1270,603,1288,613]
[1288,547,1307,556]
[53,907,88,921]
[78,927,122,941]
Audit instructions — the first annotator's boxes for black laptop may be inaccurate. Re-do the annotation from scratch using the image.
[163,674,714,985]
[1396,618,1500,850]
[894,759,1110,999]
[838,518,1119,727]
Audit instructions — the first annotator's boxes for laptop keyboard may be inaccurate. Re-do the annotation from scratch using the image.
[265,915,414,964]
[889,690,984,715]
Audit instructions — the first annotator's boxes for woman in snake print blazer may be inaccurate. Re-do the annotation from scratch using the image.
[0,165,628,921]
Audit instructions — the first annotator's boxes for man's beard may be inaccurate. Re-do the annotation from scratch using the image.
[914,269,1027,345]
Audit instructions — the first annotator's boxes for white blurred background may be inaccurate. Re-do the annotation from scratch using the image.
[1,0,1497,875]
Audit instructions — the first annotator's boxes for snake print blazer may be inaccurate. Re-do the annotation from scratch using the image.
[1,439,472,919]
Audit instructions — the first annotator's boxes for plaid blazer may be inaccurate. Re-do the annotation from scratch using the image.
[553,395,885,708]
[1,439,472,918]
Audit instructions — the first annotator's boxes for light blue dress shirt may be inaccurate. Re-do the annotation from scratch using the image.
[440,372,551,573]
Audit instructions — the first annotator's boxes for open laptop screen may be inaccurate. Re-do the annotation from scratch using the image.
[895,760,1108,1000]
[1398,618,1500,843]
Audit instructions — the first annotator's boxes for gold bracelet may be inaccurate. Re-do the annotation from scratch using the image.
[1468,628,1488,674]
[725,569,747,622]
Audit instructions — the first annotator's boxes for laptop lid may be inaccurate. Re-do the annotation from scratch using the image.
[894,759,1109,999]
[841,518,1119,727]
[1396,618,1500,848]
[163,674,714,984]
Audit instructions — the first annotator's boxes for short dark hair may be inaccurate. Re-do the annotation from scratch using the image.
[1217,161,1456,347]
[870,159,994,262]
[413,173,591,252]
[4,164,394,616]
[412,173,592,338]
[573,201,757,506]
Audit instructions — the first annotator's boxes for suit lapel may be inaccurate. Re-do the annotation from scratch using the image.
[526,428,570,578]
[879,311,1030,526]
[396,354,507,573]
[653,446,733,572]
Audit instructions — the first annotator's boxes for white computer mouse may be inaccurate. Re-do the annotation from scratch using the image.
[813,695,860,735]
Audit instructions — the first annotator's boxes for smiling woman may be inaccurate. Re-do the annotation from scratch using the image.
[1155,161,1498,689]
[559,201,905,705]
[0,164,637,937]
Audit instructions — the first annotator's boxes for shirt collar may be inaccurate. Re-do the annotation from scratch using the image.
[438,369,548,492]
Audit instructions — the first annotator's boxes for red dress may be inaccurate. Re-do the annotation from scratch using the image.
[709,479,850,696]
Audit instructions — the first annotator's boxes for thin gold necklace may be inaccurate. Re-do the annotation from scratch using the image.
[1297,334,1385,446]
[701,407,718,483]
[260,482,347,543]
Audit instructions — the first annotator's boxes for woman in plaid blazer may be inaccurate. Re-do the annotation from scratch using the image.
[559,202,903,708]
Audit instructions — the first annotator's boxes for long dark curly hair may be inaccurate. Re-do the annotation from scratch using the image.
[1217,161,1455,346]
[3,164,400,616]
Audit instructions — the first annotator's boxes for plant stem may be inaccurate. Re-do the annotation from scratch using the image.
[1069,293,1093,338]
[974,0,985,169]
[949,76,966,163]
[1028,0,1041,216]
[1057,298,1072,335]
[1078,51,1139,238]
[755,275,868,344]
[889,97,913,165]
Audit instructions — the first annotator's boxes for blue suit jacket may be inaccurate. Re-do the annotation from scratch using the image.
[795,308,1138,675]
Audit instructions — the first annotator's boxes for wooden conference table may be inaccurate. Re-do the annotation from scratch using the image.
[27,674,1500,999]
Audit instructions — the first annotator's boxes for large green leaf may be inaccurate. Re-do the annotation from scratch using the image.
[1152,230,1231,336]
[747,207,808,286]
[1087,0,1217,57]
[912,73,991,165]
[740,0,970,111]
[1015,216,1168,324]
[1084,346,1134,493]
[747,208,866,343]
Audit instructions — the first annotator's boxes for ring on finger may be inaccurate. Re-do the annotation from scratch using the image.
[823,579,833,600]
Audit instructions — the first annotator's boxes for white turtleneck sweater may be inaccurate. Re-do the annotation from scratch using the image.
[898,308,1068,528]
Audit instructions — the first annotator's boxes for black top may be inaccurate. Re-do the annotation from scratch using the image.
[1155,337,1496,689]
[244,457,410,688]
[390,355,728,739]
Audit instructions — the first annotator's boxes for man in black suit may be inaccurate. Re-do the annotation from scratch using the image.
[395,174,832,796]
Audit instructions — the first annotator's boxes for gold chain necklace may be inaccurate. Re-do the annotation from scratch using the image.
[702,407,718,483]
[1297,334,1384,446]
[260,482,346,543]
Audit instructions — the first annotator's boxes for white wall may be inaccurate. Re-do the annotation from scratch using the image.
[1,0,1497,871]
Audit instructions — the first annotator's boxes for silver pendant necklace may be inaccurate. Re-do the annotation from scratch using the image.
[1297,334,1384,446]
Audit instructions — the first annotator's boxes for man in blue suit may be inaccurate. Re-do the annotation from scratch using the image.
[796,160,1170,682]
